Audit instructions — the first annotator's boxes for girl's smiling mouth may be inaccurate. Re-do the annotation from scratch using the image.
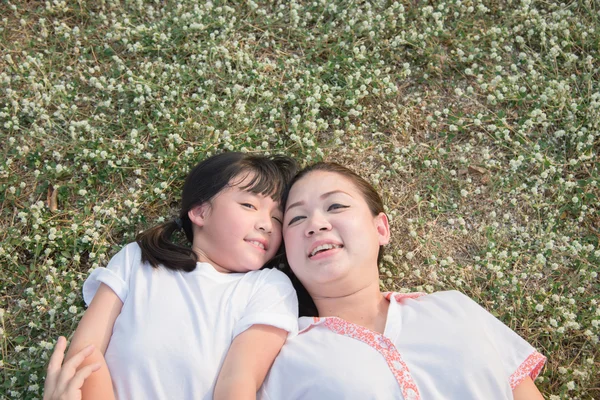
[245,239,268,251]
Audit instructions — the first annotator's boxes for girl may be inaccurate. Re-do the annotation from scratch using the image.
[45,152,299,400]
[260,162,546,399]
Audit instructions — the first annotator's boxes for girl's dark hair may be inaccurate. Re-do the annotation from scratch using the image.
[280,162,387,317]
[136,152,297,272]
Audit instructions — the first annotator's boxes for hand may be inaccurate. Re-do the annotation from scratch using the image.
[43,336,101,400]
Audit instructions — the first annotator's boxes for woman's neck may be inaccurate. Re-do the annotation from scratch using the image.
[312,283,389,334]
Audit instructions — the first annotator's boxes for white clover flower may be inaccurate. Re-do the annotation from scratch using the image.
[27,384,39,392]
[535,304,544,312]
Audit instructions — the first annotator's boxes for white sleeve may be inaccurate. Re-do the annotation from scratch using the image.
[233,268,299,338]
[449,291,546,389]
[82,242,141,306]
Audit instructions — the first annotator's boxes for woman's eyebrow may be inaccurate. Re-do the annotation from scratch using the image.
[285,190,351,213]
[285,200,304,213]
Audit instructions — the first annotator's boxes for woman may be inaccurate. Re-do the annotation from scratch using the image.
[259,162,546,399]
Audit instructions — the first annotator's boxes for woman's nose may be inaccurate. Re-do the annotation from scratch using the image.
[305,213,331,236]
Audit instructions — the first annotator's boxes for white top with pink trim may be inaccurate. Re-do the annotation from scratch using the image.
[259,290,545,400]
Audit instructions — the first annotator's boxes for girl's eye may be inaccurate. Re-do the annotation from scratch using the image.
[287,215,305,226]
[328,203,349,211]
[241,203,257,210]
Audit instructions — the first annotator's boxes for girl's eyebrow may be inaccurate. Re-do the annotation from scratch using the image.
[285,190,351,213]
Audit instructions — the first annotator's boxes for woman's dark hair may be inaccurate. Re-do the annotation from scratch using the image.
[280,162,387,317]
[136,152,297,272]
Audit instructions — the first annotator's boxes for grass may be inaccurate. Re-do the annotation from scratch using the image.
[1,0,598,398]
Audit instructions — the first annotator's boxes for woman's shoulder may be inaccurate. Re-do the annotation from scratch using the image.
[428,289,476,303]
[388,289,476,304]
[388,290,486,320]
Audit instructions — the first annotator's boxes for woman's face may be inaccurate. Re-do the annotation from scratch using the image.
[282,171,389,295]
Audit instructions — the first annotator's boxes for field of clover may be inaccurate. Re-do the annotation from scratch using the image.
[0,0,598,398]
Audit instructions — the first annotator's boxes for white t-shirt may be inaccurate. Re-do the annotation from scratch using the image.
[259,291,545,400]
[83,242,298,400]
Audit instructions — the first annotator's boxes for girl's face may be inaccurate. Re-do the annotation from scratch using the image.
[283,171,389,294]
[189,173,283,273]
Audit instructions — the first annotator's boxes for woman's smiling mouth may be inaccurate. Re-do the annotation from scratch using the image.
[308,242,344,259]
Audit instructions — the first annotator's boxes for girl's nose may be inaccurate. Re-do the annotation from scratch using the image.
[256,213,273,234]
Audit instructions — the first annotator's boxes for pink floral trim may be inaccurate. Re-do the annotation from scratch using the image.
[297,317,324,334]
[323,317,421,400]
[384,291,426,302]
[509,351,547,389]
[299,293,425,334]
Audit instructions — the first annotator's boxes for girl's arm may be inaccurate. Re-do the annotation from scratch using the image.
[512,377,545,400]
[213,324,288,400]
[64,283,123,400]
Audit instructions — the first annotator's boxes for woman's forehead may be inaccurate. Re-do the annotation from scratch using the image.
[288,171,359,200]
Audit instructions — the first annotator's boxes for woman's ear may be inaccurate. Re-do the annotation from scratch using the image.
[374,212,391,246]
[188,203,209,227]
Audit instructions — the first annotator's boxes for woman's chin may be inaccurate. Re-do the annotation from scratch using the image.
[300,264,352,287]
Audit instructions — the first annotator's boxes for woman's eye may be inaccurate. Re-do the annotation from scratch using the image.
[241,203,257,210]
[287,215,305,226]
[328,203,349,211]
[272,216,283,224]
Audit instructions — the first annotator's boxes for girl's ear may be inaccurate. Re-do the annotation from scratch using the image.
[374,212,391,246]
[188,203,209,227]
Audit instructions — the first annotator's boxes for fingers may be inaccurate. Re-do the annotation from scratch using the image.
[64,362,102,396]
[44,336,67,398]
[44,337,101,400]
[54,344,96,395]
[47,336,67,374]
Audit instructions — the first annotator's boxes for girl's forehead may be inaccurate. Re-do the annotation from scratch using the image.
[228,171,282,201]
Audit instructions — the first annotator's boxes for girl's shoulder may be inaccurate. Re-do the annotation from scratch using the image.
[109,241,143,263]
[245,267,294,287]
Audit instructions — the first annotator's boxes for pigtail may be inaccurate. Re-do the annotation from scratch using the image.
[136,217,198,272]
